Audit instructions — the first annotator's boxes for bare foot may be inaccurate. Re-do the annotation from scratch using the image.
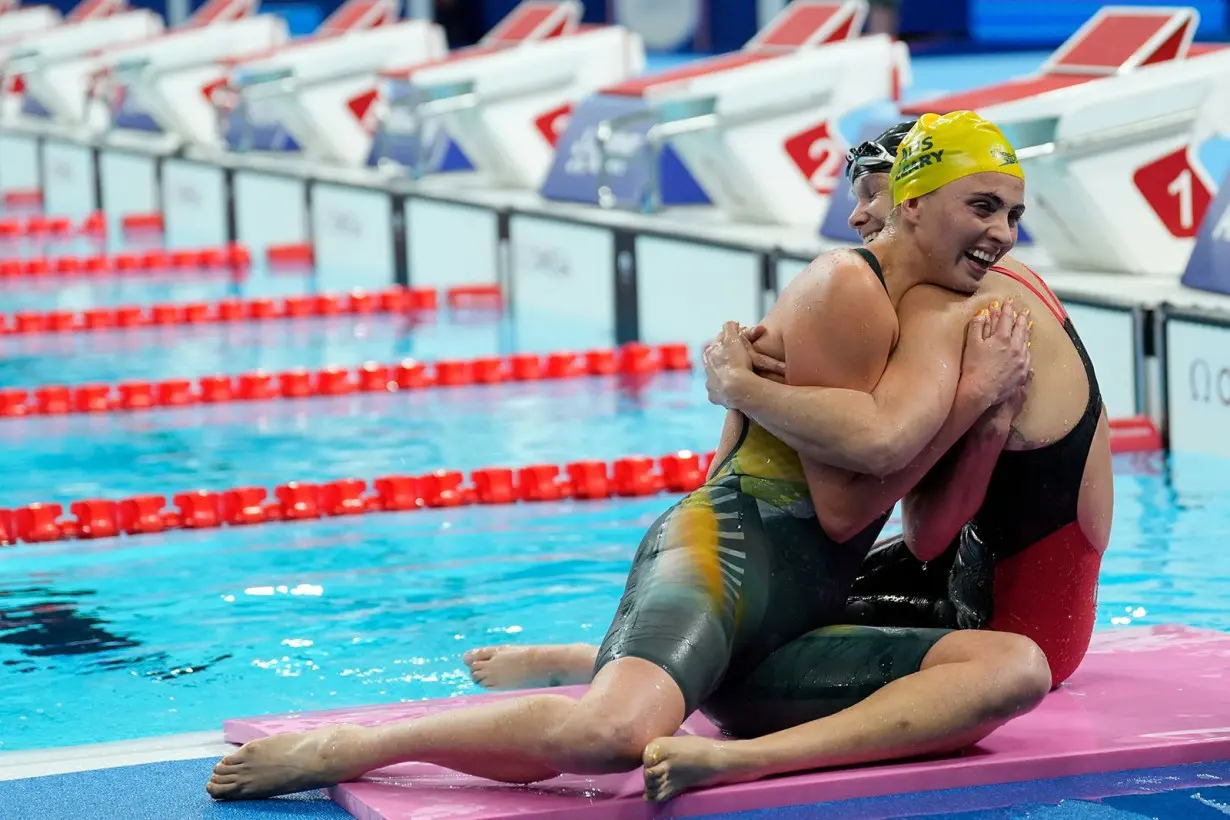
[463,644,596,690]
[642,735,749,803]
[206,724,374,801]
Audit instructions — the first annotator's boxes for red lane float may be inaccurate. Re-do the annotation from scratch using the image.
[0,415,1166,546]
[266,242,315,268]
[1108,415,1163,453]
[0,342,693,419]
[0,450,716,545]
[447,284,502,311]
[120,212,164,236]
[0,243,251,281]
[0,284,497,336]
[0,189,43,209]
[0,208,104,237]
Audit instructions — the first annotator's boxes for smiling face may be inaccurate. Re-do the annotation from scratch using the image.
[899,171,1026,293]
[848,172,893,243]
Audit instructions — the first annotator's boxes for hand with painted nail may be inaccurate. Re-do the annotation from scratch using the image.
[955,297,1033,412]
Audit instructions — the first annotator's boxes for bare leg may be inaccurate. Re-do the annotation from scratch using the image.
[207,656,684,801]
[642,631,1051,802]
[464,644,600,689]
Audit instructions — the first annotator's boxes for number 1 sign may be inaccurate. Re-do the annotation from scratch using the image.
[1134,147,1213,240]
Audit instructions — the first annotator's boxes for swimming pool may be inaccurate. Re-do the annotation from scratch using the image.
[2,280,1229,756]
[3,45,1230,820]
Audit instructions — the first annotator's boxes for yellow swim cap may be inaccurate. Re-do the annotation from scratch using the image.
[890,110,1024,206]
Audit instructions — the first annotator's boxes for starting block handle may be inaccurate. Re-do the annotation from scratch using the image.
[594,108,665,213]
[368,82,475,180]
[593,98,722,215]
[5,50,43,76]
[1011,111,1197,162]
[111,56,154,75]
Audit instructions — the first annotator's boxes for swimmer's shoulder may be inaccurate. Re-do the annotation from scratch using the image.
[897,281,973,317]
[775,248,896,320]
[765,249,899,372]
[894,282,987,345]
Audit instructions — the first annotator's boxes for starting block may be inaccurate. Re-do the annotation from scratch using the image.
[367,1,583,174]
[18,0,274,130]
[222,626,1230,820]
[255,1,579,168]
[544,1,908,225]
[0,0,137,123]
[370,1,645,189]
[83,0,289,146]
[540,0,879,210]
[0,5,62,51]
[217,0,445,162]
[0,0,126,60]
[146,0,398,151]
[905,6,1230,276]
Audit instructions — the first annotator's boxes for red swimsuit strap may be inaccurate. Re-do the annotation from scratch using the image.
[988,263,1067,322]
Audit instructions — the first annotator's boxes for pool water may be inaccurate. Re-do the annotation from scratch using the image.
[2,305,1230,755]
[3,234,1230,757]
[4,47,1230,768]
[3,51,1230,820]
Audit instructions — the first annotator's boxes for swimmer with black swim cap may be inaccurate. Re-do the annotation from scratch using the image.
[846,119,917,243]
[205,113,1045,805]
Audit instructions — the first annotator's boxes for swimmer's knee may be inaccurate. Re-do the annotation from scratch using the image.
[926,631,1052,720]
[996,634,1053,709]
[550,712,664,771]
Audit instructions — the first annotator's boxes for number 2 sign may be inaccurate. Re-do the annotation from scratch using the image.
[1133,147,1213,239]
[784,121,845,195]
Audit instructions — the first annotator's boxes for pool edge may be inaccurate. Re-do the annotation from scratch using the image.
[0,729,233,781]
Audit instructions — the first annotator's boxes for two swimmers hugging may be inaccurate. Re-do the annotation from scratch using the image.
[207,111,1111,806]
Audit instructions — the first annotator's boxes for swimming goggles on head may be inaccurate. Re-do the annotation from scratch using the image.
[844,139,896,183]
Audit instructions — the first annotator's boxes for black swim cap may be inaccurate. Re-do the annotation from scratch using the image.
[845,119,919,183]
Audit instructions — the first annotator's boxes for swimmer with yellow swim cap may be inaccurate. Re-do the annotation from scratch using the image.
[206,114,1049,808]
[872,110,1026,293]
[461,111,1109,803]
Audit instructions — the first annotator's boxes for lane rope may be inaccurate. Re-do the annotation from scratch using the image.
[0,284,503,336]
[0,417,1162,546]
[0,341,693,418]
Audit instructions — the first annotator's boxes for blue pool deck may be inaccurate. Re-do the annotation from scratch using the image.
[6,742,1230,819]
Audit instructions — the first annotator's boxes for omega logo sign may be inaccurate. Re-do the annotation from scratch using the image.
[518,244,569,278]
[328,209,362,238]
[1189,358,1230,405]
[175,185,201,206]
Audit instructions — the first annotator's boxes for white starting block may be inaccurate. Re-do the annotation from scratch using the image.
[592,0,908,226]
[0,0,127,47]
[0,0,129,120]
[0,5,60,44]
[376,1,645,188]
[19,0,274,131]
[85,0,289,146]
[351,0,584,171]
[905,6,1230,277]
[2,0,163,127]
[135,0,395,150]
[219,0,445,163]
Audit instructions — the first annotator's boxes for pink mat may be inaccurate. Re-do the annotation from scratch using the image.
[223,625,1230,819]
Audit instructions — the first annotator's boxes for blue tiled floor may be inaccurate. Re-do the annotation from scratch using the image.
[5,759,1230,820]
